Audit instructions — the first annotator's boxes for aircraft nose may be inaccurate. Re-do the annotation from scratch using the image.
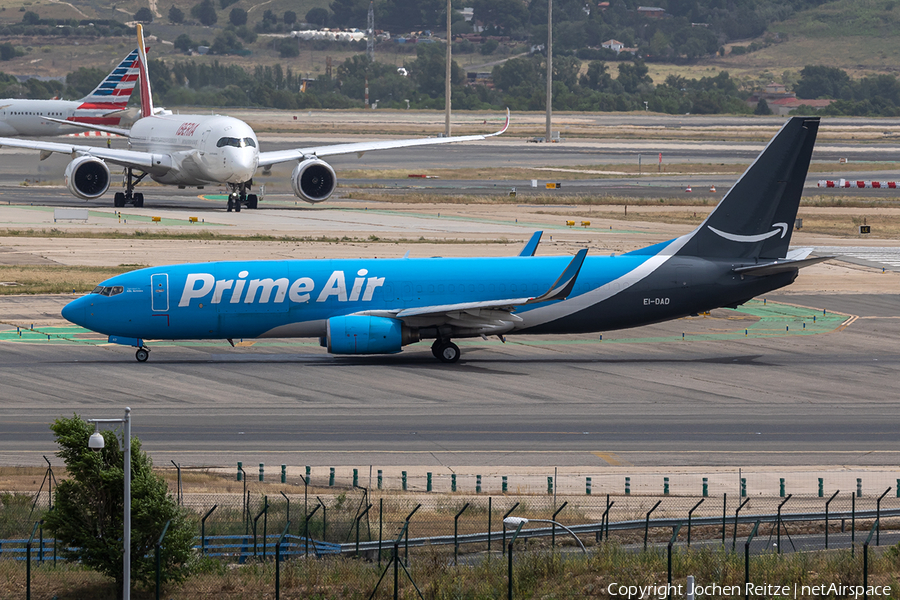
[61,296,87,327]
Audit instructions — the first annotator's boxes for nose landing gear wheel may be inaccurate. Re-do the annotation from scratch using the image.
[435,341,460,363]
[135,348,149,362]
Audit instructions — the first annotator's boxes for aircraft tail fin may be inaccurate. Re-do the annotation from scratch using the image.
[676,117,819,260]
[76,47,141,109]
[135,24,154,119]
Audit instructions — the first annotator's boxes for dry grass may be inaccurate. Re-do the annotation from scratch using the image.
[0,265,142,295]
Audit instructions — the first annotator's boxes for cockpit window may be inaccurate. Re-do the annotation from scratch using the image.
[91,285,123,297]
[217,137,254,148]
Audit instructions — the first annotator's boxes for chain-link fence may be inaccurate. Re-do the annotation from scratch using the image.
[3,466,900,598]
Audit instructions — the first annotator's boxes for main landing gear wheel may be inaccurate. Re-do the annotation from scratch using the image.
[115,168,148,208]
[434,341,460,363]
[135,347,150,362]
[227,196,234,212]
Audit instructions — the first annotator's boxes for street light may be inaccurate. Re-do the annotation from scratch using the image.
[502,516,586,553]
[88,407,132,600]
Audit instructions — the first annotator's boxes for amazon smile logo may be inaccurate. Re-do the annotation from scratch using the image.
[708,222,788,243]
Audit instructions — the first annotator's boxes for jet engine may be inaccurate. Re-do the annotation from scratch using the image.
[290,158,336,203]
[64,156,110,200]
[325,315,418,355]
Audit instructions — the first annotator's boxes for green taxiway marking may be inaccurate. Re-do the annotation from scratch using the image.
[0,300,848,347]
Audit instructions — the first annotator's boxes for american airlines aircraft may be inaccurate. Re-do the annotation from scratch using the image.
[0,25,507,210]
[0,48,140,136]
[62,117,829,363]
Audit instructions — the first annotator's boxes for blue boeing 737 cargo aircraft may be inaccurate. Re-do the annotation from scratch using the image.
[62,116,826,363]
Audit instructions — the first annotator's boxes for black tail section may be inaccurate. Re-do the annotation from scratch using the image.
[676,117,819,260]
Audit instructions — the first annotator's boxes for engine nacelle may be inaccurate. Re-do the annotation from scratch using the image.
[64,156,110,200]
[291,158,336,203]
[326,315,418,355]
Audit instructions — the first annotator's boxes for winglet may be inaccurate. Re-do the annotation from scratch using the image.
[528,248,588,304]
[485,108,510,138]
[518,231,543,257]
[135,24,154,119]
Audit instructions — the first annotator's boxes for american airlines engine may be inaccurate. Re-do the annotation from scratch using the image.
[65,156,110,200]
[290,158,337,203]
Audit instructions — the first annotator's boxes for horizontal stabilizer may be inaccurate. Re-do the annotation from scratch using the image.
[733,255,833,276]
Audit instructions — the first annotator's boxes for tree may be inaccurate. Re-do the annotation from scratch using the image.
[168,5,184,23]
[22,10,40,25]
[0,43,16,61]
[42,415,194,592]
[229,7,247,26]
[754,98,772,115]
[191,0,218,26]
[174,33,193,52]
[133,7,154,23]
[66,67,108,97]
[283,10,296,26]
[306,7,330,27]
[276,37,299,57]
[330,0,367,27]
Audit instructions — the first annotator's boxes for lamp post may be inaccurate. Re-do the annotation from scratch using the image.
[503,516,586,553]
[88,407,131,600]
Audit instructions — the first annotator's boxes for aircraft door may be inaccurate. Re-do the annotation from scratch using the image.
[151,273,169,312]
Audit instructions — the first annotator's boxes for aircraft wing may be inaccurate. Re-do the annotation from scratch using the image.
[354,249,587,329]
[257,109,509,168]
[732,255,833,276]
[0,137,161,170]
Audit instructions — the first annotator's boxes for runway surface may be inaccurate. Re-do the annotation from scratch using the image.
[1,294,898,469]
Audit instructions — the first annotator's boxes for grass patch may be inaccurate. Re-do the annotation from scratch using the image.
[0,265,143,295]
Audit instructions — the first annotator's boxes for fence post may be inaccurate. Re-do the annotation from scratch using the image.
[599,497,614,543]
[687,499,704,547]
[825,490,839,549]
[280,492,290,537]
[488,497,492,554]
[303,504,320,558]
[876,487,890,545]
[378,498,383,568]
[454,503,470,565]
[201,505,218,556]
[403,504,421,567]
[667,523,683,599]
[317,497,327,544]
[552,502,568,549]
[776,495,792,554]
[852,492,856,556]
[26,521,39,600]
[732,497,750,552]
[863,519,879,600]
[507,520,526,600]
[644,500,662,551]
[502,503,521,556]
[275,521,291,600]
[721,493,727,545]
[744,520,761,600]
[355,504,373,556]
[155,519,171,600]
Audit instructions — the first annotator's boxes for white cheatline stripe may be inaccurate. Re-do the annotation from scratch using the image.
[518,232,695,329]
